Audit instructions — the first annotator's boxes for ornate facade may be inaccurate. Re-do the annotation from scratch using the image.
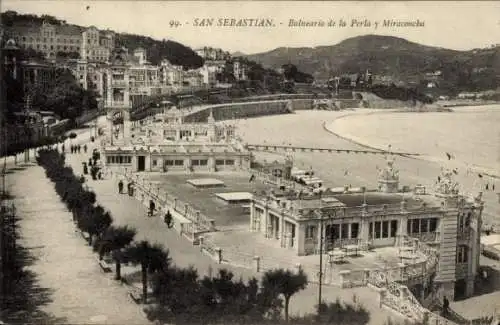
[249,158,483,301]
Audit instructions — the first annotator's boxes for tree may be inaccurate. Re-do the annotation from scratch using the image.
[77,205,113,245]
[261,268,308,322]
[96,225,136,280]
[123,241,171,303]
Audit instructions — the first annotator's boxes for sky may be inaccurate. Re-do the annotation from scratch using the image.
[2,1,500,54]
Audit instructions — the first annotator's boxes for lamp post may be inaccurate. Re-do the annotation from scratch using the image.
[317,208,324,313]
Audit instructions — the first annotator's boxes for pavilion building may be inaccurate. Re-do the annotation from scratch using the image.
[249,158,484,300]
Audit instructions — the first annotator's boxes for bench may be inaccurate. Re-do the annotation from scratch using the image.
[98,258,113,273]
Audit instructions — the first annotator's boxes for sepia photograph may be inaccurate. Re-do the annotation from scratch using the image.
[1,1,500,324]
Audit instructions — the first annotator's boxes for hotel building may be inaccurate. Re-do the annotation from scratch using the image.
[249,158,483,300]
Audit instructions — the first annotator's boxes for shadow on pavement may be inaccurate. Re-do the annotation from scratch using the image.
[1,206,67,324]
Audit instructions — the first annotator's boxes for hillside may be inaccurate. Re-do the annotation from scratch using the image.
[1,10,203,69]
[245,35,500,92]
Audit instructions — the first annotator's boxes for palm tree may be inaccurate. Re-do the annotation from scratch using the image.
[261,268,308,322]
[123,240,171,303]
[96,225,136,280]
[77,205,113,245]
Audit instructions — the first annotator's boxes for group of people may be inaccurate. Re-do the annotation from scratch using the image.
[70,144,87,154]
[60,144,87,154]
[117,180,173,228]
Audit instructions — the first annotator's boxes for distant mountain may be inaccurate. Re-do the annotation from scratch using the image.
[245,35,500,92]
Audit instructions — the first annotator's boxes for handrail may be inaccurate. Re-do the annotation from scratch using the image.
[114,169,215,233]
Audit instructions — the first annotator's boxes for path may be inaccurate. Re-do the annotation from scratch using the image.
[5,163,151,325]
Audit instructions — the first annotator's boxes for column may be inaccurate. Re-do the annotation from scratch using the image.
[262,204,269,234]
[249,201,256,231]
[279,214,285,243]
[249,202,255,231]
[360,219,369,244]
[397,216,408,246]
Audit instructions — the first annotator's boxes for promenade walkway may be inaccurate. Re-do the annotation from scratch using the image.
[5,163,150,324]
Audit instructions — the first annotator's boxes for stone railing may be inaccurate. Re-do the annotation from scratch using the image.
[372,235,458,325]
[115,169,216,235]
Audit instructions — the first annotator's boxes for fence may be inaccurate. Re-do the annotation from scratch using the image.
[114,169,215,239]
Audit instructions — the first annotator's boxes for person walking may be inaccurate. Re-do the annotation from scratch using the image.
[442,296,449,317]
[118,180,124,194]
[148,200,156,217]
[164,210,173,228]
[83,144,87,153]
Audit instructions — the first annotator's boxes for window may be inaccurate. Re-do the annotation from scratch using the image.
[341,223,349,239]
[429,218,438,232]
[152,159,157,167]
[225,159,234,165]
[456,245,468,263]
[351,223,359,239]
[421,219,428,232]
[374,221,381,239]
[165,160,174,166]
[390,220,398,237]
[199,160,208,166]
[215,159,224,165]
[306,225,316,239]
[382,221,389,238]
[192,160,200,166]
[174,160,183,166]
[369,222,373,239]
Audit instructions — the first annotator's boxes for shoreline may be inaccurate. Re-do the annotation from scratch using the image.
[323,109,500,180]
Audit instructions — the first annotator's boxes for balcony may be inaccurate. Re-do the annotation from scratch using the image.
[409,232,440,244]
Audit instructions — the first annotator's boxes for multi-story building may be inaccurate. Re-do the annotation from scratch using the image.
[197,64,219,87]
[184,70,204,87]
[80,26,114,62]
[129,48,161,96]
[4,21,82,60]
[233,60,248,81]
[195,47,230,61]
[159,59,184,86]
[249,158,483,301]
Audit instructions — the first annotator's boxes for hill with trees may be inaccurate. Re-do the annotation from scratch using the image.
[1,10,203,69]
[245,34,500,93]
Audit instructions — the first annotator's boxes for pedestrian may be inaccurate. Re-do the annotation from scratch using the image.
[88,158,92,166]
[493,184,496,191]
[78,145,81,153]
[149,200,156,217]
[164,210,173,228]
[98,171,102,180]
[486,183,489,191]
[118,180,124,194]
[84,144,87,153]
[62,144,65,153]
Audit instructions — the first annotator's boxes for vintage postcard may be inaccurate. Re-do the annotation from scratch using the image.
[1,1,500,325]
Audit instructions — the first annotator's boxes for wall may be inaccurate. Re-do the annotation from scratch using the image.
[182,100,294,123]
